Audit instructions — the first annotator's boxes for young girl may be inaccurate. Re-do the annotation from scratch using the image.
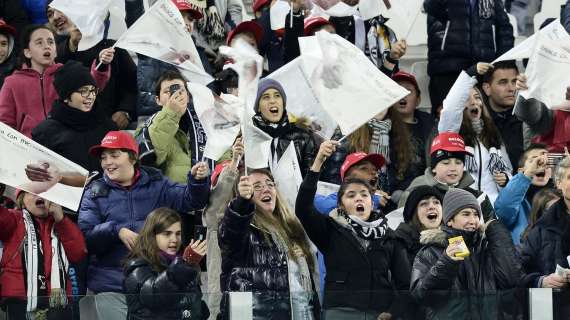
[123,207,209,319]
[0,24,112,137]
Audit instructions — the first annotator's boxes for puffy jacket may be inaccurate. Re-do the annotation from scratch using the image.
[32,100,117,174]
[123,257,208,320]
[0,207,86,299]
[424,0,514,76]
[78,166,210,293]
[394,222,422,267]
[494,172,532,245]
[295,171,410,314]
[410,223,524,319]
[0,61,110,137]
[218,197,321,320]
[520,199,570,288]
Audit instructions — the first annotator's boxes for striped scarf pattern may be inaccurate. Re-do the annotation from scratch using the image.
[367,118,391,163]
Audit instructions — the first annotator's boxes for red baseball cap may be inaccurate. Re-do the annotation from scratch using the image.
[89,131,139,157]
[392,71,420,93]
[171,0,203,19]
[304,16,332,36]
[430,132,472,156]
[252,0,270,13]
[226,21,264,46]
[340,152,385,181]
[0,19,16,36]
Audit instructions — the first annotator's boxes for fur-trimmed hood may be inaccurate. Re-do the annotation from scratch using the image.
[419,227,482,247]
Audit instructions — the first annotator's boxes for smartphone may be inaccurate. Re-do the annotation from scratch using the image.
[169,83,181,96]
[194,225,207,241]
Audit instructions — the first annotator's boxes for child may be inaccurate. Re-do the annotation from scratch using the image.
[123,207,209,319]
[0,19,17,87]
[0,24,112,137]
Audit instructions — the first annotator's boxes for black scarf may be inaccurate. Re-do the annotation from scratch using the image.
[49,100,103,131]
[340,209,389,240]
[252,111,290,138]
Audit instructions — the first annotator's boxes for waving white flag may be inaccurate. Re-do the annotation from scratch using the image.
[49,0,113,51]
[272,142,303,210]
[377,0,423,38]
[114,0,213,85]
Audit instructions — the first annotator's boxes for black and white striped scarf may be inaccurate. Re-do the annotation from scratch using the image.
[367,118,391,162]
[341,210,388,240]
[478,0,494,19]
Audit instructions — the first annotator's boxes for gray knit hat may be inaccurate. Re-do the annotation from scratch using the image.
[443,188,481,224]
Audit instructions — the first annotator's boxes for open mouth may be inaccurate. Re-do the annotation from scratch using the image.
[35,198,46,209]
[167,245,178,251]
[398,99,407,107]
[105,167,117,174]
[356,204,365,212]
[535,171,546,178]
[43,52,52,59]
[369,178,378,187]
[261,195,272,203]
[269,107,279,115]
[469,107,479,116]
[426,212,439,221]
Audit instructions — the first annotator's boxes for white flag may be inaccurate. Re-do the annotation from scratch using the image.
[49,0,112,51]
[272,142,303,210]
[305,31,409,136]
[114,0,213,85]
[519,33,570,109]
[270,0,291,30]
[0,122,89,211]
[377,0,423,38]
[493,19,570,63]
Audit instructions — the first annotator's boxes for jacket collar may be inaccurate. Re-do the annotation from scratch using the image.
[422,167,475,191]
[103,166,162,190]
[16,62,62,77]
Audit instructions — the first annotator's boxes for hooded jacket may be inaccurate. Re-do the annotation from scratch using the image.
[78,166,210,293]
[123,256,208,320]
[0,206,86,299]
[398,168,496,223]
[0,61,110,137]
[410,223,524,319]
[494,172,533,245]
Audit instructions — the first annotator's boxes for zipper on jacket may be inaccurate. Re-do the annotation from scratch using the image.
[40,74,47,117]
[491,25,497,53]
[128,191,134,230]
[441,21,451,51]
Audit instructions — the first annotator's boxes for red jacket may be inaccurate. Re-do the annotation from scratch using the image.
[0,60,110,137]
[533,110,570,153]
[0,207,87,300]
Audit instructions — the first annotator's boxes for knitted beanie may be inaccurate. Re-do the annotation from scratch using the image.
[442,188,481,224]
[53,61,97,100]
[254,78,286,113]
[402,185,443,223]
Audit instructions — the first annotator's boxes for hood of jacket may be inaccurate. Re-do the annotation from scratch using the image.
[420,226,482,248]
[419,167,476,191]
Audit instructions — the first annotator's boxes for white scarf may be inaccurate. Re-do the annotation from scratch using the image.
[22,210,69,315]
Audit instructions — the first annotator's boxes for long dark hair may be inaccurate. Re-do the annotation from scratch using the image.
[460,86,502,149]
[18,24,55,69]
[125,208,182,272]
[521,188,561,241]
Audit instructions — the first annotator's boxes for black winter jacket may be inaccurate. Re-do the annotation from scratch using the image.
[218,197,320,320]
[424,0,514,76]
[123,257,208,320]
[295,171,410,314]
[520,199,570,288]
[395,223,422,267]
[410,223,524,320]
[32,100,117,174]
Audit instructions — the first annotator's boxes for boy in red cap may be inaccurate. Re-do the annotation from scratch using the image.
[398,132,496,222]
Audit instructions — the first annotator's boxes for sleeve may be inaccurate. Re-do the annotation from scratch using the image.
[90,60,111,92]
[513,96,555,136]
[147,107,182,166]
[0,81,18,129]
[410,248,460,302]
[519,227,545,288]
[256,8,273,58]
[54,216,87,263]
[564,1,570,34]
[388,240,413,315]
[299,132,317,178]
[484,221,524,288]
[204,167,239,229]
[494,173,531,229]
[480,194,497,223]
[113,48,138,116]
[0,207,19,241]
[493,0,515,55]
[77,192,122,255]
[295,170,332,251]
[313,193,337,215]
[438,71,477,133]
[218,197,256,261]
[159,170,211,213]
[227,0,244,25]
[422,0,448,21]
[283,12,305,63]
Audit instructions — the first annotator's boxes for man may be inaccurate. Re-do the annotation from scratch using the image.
[481,60,525,168]
[399,132,496,222]
[495,144,554,245]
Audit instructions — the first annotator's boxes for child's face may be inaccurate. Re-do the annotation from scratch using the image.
[0,34,9,64]
[24,28,56,70]
[156,222,182,255]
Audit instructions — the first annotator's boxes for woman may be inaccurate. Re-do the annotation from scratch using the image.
[411,188,523,319]
[0,190,86,319]
[295,140,410,319]
[78,131,210,319]
[252,78,317,177]
[218,168,320,319]
[520,188,560,242]
[396,185,443,265]
[0,24,112,138]
[439,63,513,203]
[32,60,117,184]
[123,207,209,320]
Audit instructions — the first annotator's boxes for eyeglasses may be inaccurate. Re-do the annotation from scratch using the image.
[76,87,98,98]
[252,180,276,192]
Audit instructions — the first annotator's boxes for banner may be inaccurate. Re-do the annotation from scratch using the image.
[493,19,570,63]
[306,31,409,136]
[271,142,303,210]
[519,33,570,109]
[49,0,113,51]
[114,0,213,85]
[189,82,243,160]
[0,122,89,211]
